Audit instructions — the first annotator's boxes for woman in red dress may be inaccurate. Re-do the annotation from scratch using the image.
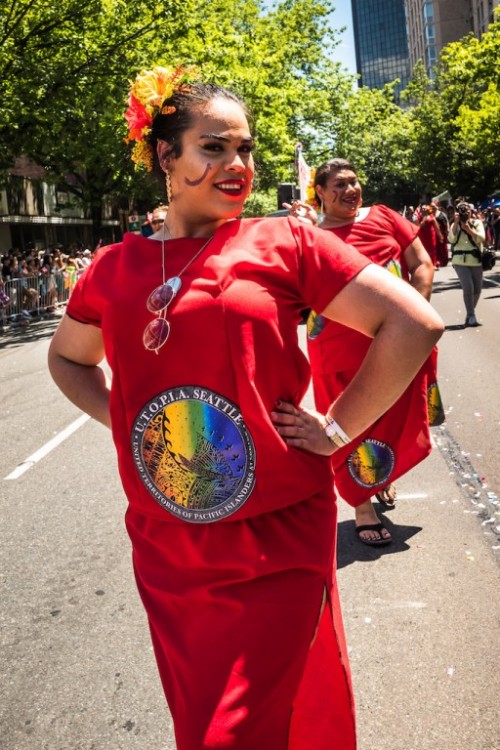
[48,69,443,749]
[418,203,444,268]
[288,159,437,545]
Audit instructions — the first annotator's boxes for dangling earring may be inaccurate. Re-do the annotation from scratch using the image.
[165,171,172,204]
[317,198,325,224]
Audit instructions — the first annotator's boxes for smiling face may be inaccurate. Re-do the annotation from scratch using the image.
[316,169,362,224]
[158,97,255,233]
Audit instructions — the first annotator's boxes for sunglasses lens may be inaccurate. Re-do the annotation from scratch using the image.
[143,317,170,351]
[146,283,175,313]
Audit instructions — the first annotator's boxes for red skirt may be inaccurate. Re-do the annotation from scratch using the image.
[126,489,356,750]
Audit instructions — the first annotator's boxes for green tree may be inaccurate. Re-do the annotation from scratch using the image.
[399,61,455,200]
[0,0,355,236]
[156,0,355,189]
[332,83,416,207]
[400,14,500,202]
[436,16,500,199]
[0,0,188,237]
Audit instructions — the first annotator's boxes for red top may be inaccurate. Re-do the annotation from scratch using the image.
[306,205,432,506]
[307,204,418,347]
[325,204,416,277]
[67,217,370,524]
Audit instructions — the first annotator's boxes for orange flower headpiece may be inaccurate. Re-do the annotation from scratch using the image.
[305,167,318,207]
[124,64,198,171]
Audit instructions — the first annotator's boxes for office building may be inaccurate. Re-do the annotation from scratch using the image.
[470,0,499,35]
[405,0,499,75]
[351,0,411,98]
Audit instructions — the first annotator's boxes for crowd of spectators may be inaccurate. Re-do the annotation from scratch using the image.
[0,241,95,326]
[1,200,497,330]
[401,199,499,268]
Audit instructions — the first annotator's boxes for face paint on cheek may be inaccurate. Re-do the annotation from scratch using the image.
[184,163,212,187]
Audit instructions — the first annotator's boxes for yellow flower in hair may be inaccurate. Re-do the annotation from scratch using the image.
[124,64,198,171]
[131,140,154,172]
[131,67,176,109]
[131,65,198,110]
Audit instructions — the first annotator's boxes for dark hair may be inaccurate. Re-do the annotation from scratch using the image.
[149,82,253,183]
[313,158,357,192]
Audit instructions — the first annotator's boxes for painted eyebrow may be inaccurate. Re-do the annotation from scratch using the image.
[199,133,254,144]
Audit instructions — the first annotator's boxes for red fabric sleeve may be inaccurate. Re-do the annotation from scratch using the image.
[66,244,120,327]
[287,219,372,314]
[378,204,419,250]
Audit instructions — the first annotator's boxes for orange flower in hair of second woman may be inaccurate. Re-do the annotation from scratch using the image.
[305,168,318,207]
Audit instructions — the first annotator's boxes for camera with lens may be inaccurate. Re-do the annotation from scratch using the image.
[457,203,470,222]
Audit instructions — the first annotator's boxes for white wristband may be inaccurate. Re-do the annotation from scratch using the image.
[324,414,351,445]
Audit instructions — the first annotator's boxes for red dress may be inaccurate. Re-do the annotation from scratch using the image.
[67,217,370,749]
[418,215,439,266]
[307,205,441,506]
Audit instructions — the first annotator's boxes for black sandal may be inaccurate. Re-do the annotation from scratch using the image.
[355,523,392,547]
[375,483,397,508]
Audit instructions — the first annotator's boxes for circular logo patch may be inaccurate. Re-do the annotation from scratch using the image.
[385,258,403,278]
[347,438,395,488]
[427,381,445,426]
[307,310,326,341]
[131,386,256,523]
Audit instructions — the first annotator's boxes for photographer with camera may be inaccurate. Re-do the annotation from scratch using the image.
[449,201,485,327]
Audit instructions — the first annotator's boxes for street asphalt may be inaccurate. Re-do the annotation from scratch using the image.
[2,265,499,750]
[336,432,500,750]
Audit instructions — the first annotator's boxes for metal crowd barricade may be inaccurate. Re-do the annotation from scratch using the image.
[0,271,73,329]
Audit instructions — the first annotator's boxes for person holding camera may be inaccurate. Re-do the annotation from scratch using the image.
[449,202,485,327]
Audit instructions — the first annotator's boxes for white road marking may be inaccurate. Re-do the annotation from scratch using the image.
[349,599,427,612]
[4,414,90,480]
[485,274,500,285]
[394,492,429,500]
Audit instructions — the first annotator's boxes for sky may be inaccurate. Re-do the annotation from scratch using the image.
[261,0,358,78]
[329,3,357,77]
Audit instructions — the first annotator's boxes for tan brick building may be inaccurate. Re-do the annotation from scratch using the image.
[404,0,499,74]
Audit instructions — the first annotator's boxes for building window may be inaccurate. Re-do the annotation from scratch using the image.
[423,1,434,22]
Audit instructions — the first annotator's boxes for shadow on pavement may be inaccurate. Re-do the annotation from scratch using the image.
[337,516,423,569]
[431,277,462,295]
[0,314,61,350]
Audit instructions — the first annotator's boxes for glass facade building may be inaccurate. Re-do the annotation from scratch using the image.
[351,0,411,99]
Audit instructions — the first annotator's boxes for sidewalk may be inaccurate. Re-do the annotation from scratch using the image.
[0,305,64,344]
[337,433,500,750]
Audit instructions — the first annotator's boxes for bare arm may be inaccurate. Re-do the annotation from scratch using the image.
[48,315,112,429]
[271,264,443,455]
[403,237,435,301]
